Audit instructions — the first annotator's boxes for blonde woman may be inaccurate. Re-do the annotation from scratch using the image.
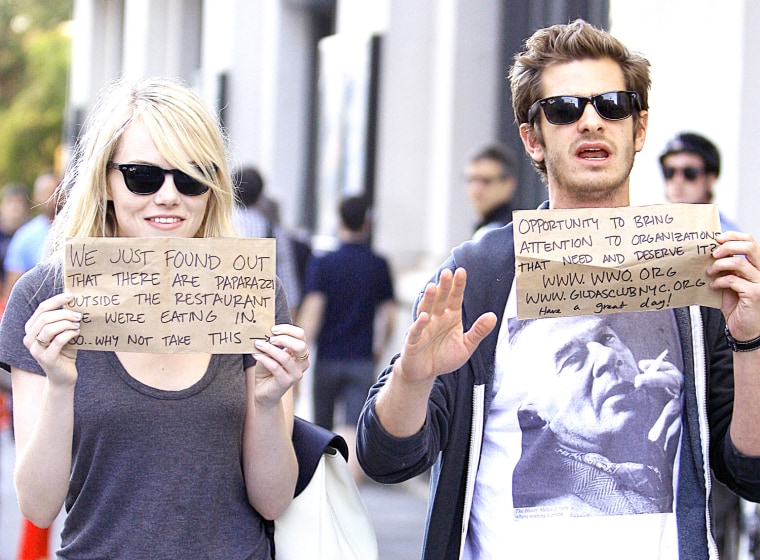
[0,77,308,559]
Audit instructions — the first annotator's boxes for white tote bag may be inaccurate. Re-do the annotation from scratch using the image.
[273,418,378,560]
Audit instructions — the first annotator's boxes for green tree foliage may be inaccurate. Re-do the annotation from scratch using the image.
[0,0,72,187]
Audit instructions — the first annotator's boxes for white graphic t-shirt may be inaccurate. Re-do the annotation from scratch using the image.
[464,283,684,559]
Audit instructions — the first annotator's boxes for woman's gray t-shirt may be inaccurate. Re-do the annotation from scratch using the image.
[0,263,292,559]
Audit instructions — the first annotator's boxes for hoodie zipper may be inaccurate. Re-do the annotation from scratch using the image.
[690,306,719,559]
[459,384,485,559]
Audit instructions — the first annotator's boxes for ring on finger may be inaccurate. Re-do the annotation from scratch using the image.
[295,349,310,362]
[36,336,51,348]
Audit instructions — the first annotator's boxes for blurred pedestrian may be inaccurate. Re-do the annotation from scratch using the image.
[3,171,59,300]
[0,182,25,551]
[298,195,395,483]
[233,166,305,313]
[0,183,30,296]
[1,175,55,559]
[659,131,741,232]
[464,143,519,240]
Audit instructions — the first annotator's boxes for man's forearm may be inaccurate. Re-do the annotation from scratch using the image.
[727,351,760,455]
[374,360,434,438]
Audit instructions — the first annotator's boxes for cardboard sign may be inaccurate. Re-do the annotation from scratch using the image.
[514,204,722,319]
[63,237,276,353]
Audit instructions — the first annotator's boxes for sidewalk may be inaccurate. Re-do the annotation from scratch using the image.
[0,428,34,559]
[361,476,427,560]
[1,427,19,559]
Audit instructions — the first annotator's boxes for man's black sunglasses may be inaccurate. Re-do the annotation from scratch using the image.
[662,166,704,182]
[528,91,641,125]
[107,162,211,196]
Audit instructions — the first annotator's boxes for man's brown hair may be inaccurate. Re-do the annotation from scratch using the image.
[509,19,651,177]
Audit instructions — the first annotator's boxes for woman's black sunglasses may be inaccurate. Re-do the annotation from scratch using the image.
[528,91,641,125]
[107,162,211,196]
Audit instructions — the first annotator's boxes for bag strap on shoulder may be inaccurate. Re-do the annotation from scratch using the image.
[292,416,348,496]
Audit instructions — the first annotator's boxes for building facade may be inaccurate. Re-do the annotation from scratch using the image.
[67,0,760,306]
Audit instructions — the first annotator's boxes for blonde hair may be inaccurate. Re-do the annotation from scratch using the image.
[47,76,235,268]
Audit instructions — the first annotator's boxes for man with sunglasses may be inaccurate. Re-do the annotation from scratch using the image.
[358,19,760,560]
[660,131,742,233]
[464,143,520,241]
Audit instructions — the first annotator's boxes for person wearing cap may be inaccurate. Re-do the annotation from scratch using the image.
[661,132,755,560]
[659,132,742,233]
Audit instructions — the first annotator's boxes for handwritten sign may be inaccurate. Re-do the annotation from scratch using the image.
[63,237,276,353]
[514,204,722,319]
